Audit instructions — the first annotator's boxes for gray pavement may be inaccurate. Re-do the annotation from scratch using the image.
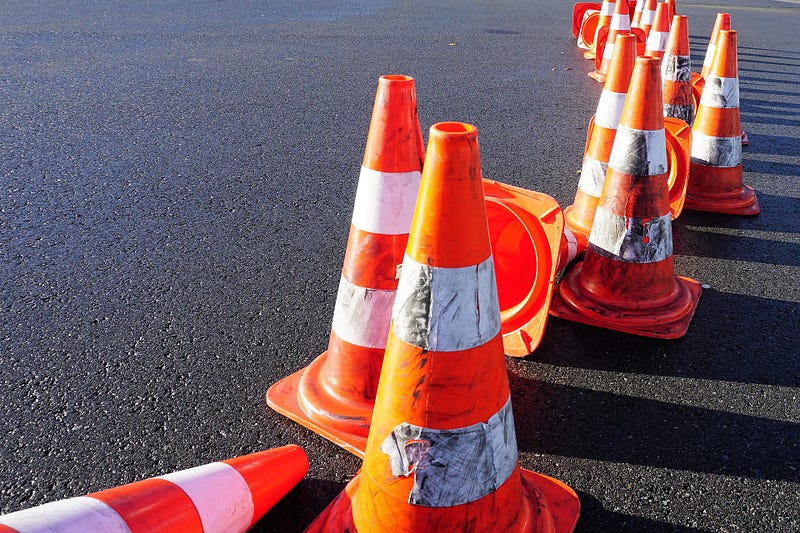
[1,0,799,531]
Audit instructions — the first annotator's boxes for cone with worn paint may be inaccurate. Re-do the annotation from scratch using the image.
[266,75,425,456]
[631,0,644,28]
[584,0,615,59]
[644,2,670,59]
[662,15,693,125]
[638,0,658,38]
[686,30,759,215]
[551,56,702,339]
[589,0,631,83]
[566,34,637,239]
[306,122,581,533]
[0,446,308,533]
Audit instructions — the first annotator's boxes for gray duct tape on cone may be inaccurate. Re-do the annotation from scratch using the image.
[380,396,518,507]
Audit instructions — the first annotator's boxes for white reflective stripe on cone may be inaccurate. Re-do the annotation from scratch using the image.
[595,90,628,130]
[600,1,614,16]
[662,55,692,82]
[160,462,253,533]
[690,132,742,168]
[699,76,740,109]
[392,254,500,352]
[351,167,422,235]
[702,43,717,69]
[331,275,395,349]
[608,125,668,176]
[589,208,673,263]
[563,228,579,264]
[0,497,131,533]
[380,396,518,507]
[602,41,616,60]
[578,155,610,198]
[610,13,631,31]
[640,9,655,25]
[646,31,669,52]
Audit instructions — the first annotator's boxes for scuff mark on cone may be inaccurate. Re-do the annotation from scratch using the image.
[700,76,740,109]
[663,55,691,82]
[691,132,742,168]
[578,155,610,197]
[608,125,668,177]
[589,208,673,263]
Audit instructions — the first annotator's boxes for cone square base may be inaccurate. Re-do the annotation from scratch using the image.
[587,69,607,83]
[266,358,368,459]
[304,469,580,533]
[550,262,702,339]
[684,185,760,216]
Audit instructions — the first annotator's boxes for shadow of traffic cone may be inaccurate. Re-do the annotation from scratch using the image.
[566,34,637,239]
[685,30,759,215]
[305,122,580,533]
[266,75,425,455]
[644,2,670,59]
[0,446,308,533]
[638,0,657,39]
[584,0,615,59]
[589,0,631,83]
[483,179,566,357]
[662,15,693,125]
[551,56,702,339]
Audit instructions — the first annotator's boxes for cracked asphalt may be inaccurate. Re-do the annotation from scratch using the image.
[1,0,798,531]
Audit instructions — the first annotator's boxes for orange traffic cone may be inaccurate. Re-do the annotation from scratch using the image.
[686,30,759,215]
[305,121,580,533]
[638,0,657,38]
[551,56,702,339]
[577,8,601,51]
[0,446,308,533]
[566,34,637,239]
[644,2,670,58]
[266,75,425,455]
[665,0,676,23]
[584,0,615,60]
[631,0,644,28]
[700,13,730,80]
[662,15,693,125]
[589,0,631,83]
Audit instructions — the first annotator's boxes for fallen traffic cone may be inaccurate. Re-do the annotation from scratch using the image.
[662,15,693,125]
[266,75,425,455]
[631,0,644,28]
[551,56,702,339]
[566,34,637,238]
[306,121,581,533]
[638,0,657,38]
[484,179,567,357]
[686,30,759,215]
[644,2,670,59]
[584,0,615,59]
[577,8,601,51]
[573,2,602,39]
[589,0,631,83]
[0,446,308,533]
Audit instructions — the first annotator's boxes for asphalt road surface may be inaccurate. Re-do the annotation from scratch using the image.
[1,0,799,531]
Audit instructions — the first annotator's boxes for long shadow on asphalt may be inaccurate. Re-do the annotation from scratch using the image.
[673,222,800,267]
[508,370,800,483]
[575,491,714,533]
[533,289,799,388]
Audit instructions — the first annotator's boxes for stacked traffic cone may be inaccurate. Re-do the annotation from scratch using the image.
[631,0,644,28]
[266,75,425,455]
[662,15,693,125]
[644,2,670,59]
[551,56,702,339]
[585,0,615,60]
[686,30,759,215]
[589,0,631,83]
[0,446,308,533]
[305,121,580,533]
[566,34,637,239]
[638,0,657,38]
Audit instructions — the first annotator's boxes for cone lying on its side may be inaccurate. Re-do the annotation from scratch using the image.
[584,0,615,59]
[306,122,580,533]
[266,75,425,456]
[686,30,759,215]
[589,0,631,83]
[552,56,702,339]
[577,8,602,51]
[638,0,657,38]
[566,34,637,239]
[644,2,670,58]
[662,15,693,125]
[0,446,308,533]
